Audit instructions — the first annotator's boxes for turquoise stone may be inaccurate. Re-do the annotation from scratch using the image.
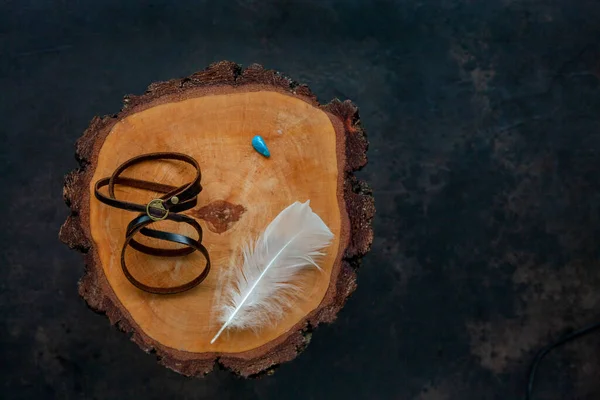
[252,135,270,158]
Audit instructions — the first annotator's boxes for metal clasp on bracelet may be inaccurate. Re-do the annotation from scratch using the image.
[146,199,169,221]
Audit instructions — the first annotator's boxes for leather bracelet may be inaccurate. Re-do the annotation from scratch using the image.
[94,152,210,294]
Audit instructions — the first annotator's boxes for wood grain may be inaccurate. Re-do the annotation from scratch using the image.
[60,62,374,376]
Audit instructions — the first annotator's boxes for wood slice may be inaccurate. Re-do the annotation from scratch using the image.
[60,61,374,377]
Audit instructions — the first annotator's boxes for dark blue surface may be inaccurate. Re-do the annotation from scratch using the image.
[2,1,600,399]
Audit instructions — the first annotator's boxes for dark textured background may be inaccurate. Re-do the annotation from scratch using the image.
[2,1,600,399]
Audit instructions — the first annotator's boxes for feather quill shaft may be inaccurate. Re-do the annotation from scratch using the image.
[210,200,333,344]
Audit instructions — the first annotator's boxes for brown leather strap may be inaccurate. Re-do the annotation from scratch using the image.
[94,152,210,294]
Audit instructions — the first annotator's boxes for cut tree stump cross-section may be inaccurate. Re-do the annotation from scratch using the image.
[60,61,374,377]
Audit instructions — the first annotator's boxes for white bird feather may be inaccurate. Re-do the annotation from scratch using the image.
[210,200,334,344]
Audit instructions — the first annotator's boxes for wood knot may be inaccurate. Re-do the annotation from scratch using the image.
[188,200,246,234]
